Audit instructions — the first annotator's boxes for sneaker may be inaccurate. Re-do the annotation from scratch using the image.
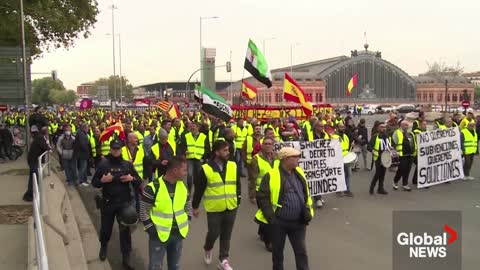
[392,183,399,190]
[204,250,212,265]
[344,191,354,197]
[462,177,472,181]
[336,192,344,197]
[81,182,89,187]
[468,176,475,180]
[402,186,412,192]
[315,200,323,208]
[219,259,233,270]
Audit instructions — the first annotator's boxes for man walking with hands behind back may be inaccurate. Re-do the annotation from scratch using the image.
[256,147,314,270]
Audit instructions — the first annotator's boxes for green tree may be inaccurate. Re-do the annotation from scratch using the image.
[48,89,77,105]
[0,0,99,57]
[32,77,66,105]
[90,75,134,101]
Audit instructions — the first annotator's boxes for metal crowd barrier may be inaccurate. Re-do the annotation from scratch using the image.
[32,169,49,270]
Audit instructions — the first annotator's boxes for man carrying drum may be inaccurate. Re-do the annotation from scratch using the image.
[367,123,390,195]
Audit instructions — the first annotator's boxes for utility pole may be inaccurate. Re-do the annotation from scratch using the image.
[19,0,31,150]
[445,79,448,113]
[110,4,117,109]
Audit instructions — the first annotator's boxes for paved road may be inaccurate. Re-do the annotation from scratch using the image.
[73,114,480,270]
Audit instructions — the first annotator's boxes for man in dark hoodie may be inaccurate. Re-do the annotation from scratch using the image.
[74,122,91,186]
[23,126,51,201]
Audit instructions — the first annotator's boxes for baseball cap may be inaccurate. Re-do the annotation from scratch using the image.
[276,147,301,160]
[110,139,123,149]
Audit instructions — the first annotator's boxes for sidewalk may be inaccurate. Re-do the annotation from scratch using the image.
[0,155,30,270]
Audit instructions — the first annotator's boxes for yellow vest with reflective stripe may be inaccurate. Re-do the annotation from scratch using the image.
[168,128,177,155]
[149,177,189,242]
[185,132,206,160]
[436,121,447,129]
[304,121,313,141]
[255,166,313,224]
[90,136,97,158]
[202,162,238,212]
[372,136,392,161]
[135,130,150,145]
[255,154,279,191]
[101,137,113,155]
[245,136,255,164]
[121,146,145,179]
[462,129,478,155]
[411,130,421,157]
[233,125,248,150]
[331,133,349,156]
[394,129,405,156]
[460,118,475,130]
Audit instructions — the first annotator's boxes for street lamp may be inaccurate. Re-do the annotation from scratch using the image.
[110,4,118,108]
[106,33,123,104]
[290,42,301,74]
[199,16,219,87]
[262,37,276,57]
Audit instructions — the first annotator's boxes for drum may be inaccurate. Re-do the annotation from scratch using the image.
[381,150,400,168]
[343,152,358,166]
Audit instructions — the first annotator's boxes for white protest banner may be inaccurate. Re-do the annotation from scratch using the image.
[417,127,464,188]
[274,139,346,196]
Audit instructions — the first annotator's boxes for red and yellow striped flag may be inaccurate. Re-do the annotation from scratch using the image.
[283,73,313,116]
[241,80,258,100]
[346,74,358,96]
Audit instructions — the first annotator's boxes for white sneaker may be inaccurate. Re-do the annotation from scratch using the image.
[81,182,89,187]
[463,177,472,181]
[392,183,399,190]
[204,250,212,265]
[469,176,475,180]
[219,259,233,270]
[315,200,323,208]
[402,186,411,192]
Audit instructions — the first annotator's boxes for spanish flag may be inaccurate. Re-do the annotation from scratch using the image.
[241,80,257,100]
[283,73,313,116]
[99,120,125,142]
[346,74,358,96]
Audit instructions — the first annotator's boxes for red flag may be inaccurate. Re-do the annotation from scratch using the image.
[346,74,358,96]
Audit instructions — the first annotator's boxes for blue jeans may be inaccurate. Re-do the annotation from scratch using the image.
[148,232,183,270]
[63,158,78,185]
[76,159,88,183]
[344,164,351,191]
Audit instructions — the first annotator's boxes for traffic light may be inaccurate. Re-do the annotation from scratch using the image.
[51,70,57,81]
[226,61,231,73]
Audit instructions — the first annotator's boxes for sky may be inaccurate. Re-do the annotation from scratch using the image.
[31,0,480,91]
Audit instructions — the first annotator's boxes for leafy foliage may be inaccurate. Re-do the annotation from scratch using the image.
[90,75,134,100]
[32,77,76,105]
[0,0,99,57]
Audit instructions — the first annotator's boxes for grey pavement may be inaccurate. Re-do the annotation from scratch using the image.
[76,155,480,270]
[0,156,30,270]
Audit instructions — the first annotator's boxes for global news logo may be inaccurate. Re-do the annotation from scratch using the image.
[396,225,457,258]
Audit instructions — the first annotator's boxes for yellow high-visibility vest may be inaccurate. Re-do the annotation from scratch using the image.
[331,133,349,156]
[202,161,238,212]
[255,154,279,191]
[255,166,313,224]
[185,132,206,160]
[148,177,189,242]
[462,129,478,155]
[121,145,145,179]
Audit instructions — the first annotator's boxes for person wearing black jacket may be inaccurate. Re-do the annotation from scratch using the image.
[356,119,369,169]
[192,140,241,270]
[23,126,51,201]
[74,123,91,186]
[28,106,49,129]
[367,123,390,195]
[91,139,141,270]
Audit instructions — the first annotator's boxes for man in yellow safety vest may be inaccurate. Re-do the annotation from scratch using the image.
[140,156,189,270]
[192,140,240,270]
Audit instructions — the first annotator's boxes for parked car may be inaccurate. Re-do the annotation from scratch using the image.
[396,104,418,113]
[362,105,376,115]
[376,105,395,113]
[456,106,474,113]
